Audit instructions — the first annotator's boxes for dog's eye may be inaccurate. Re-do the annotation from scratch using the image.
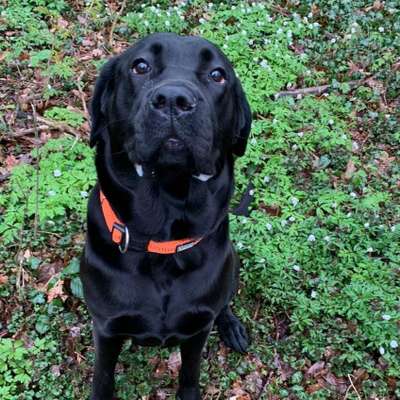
[132,59,151,75]
[209,68,226,84]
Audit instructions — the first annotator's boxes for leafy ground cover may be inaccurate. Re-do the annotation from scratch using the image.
[0,1,399,399]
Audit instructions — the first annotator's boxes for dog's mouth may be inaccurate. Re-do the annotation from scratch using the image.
[132,137,214,181]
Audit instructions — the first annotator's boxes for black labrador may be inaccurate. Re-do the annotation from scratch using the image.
[80,32,252,400]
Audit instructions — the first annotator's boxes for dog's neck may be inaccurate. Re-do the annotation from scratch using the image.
[95,139,234,240]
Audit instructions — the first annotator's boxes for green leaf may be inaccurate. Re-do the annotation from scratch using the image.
[70,276,84,299]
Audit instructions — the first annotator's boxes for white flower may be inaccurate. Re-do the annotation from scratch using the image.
[257,21,263,26]
[241,217,247,224]
[379,346,385,355]
[53,169,62,177]
[199,18,206,24]
[297,131,304,137]
[144,20,149,26]
[248,39,254,45]
[290,197,299,206]
[276,28,283,34]
[80,191,89,198]
[48,190,56,197]
[250,138,257,145]
[352,141,360,151]
[328,119,334,125]
[364,223,370,228]
[332,202,337,208]
[378,26,384,33]
[292,144,298,150]
[260,60,269,69]
[351,27,357,34]
[292,264,300,272]
[342,134,348,140]
[249,189,255,196]
[281,220,288,227]
[237,242,244,249]
[165,20,171,27]
[308,234,316,242]
[347,212,352,217]
[367,247,373,253]
[390,340,398,349]
[382,314,391,321]
[324,236,330,242]
[391,226,396,232]
[263,176,270,183]
[331,38,336,44]
[223,44,228,49]
[350,192,357,198]
[289,216,295,222]
[266,223,272,231]
[310,290,317,298]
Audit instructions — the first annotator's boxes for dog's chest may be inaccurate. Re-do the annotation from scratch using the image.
[99,251,231,345]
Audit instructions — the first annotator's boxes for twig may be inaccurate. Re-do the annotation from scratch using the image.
[31,103,40,240]
[11,125,50,137]
[76,71,90,125]
[108,0,128,48]
[273,79,365,99]
[27,115,79,136]
[345,374,361,400]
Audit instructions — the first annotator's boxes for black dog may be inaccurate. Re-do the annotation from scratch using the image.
[80,32,252,400]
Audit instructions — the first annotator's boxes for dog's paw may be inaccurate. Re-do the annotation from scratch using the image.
[176,387,201,400]
[217,310,249,353]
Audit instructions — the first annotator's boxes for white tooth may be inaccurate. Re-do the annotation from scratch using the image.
[192,174,213,182]
[135,163,144,177]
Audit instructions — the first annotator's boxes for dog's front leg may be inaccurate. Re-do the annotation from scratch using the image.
[90,329,124,400]
[176,329,210,400]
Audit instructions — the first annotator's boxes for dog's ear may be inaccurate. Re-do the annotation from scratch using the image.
[89,57,118,147]
[232,79,252,157]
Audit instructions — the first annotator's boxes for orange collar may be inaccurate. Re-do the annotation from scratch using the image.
[99,190,202,254]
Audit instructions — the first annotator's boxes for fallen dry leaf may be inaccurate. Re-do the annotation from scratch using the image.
[47,279,67,302]
[167,351,181,378]
[343,159,356,181]
[228,379,251,400]
[306,382,324,394]
[0,275,8,285]
[37,261,63,284]
[305,361,325,378]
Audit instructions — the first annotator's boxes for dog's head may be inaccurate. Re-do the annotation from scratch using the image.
[90,33,251,177]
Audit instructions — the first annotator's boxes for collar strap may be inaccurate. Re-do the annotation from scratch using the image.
[99,190,202,254]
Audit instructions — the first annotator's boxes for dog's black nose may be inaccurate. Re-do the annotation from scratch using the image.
[151,85,196,114]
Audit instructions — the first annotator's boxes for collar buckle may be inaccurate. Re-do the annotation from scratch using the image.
[112,223,130,253]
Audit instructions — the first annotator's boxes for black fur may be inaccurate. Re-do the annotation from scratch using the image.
[80,33,251,400]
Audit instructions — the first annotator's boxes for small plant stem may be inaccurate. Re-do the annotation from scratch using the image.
[344,374,361,399]
[31,103,40,240]
[108,0,127,48]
